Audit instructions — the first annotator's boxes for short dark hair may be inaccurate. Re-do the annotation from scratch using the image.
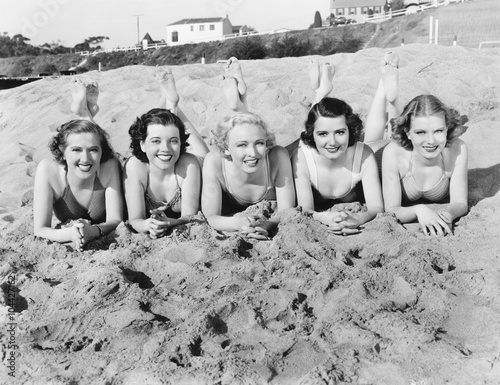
[128,108,190,163]
[391,94,465,151]
[49,119,114,165]
[301,97,363,148]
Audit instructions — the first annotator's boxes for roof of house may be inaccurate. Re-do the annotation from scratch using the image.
[168,17,226,26]
[331,0,386,7]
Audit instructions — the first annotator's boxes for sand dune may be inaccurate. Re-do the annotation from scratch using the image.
[0,44,499,384]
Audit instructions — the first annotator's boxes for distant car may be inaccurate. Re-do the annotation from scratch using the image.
[334,16,347,25]
[346,18,356,24]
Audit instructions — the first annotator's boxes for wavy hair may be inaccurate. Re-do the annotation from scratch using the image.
[210,112,276,160]
[391,94,466,150]
[49,119,114,165]
[301,97,363,148]
[128,108,190,163]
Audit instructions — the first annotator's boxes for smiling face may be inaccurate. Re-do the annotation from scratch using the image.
[63,132,102,179]
[227,123,267,173]
[140,124,181,170]
[312,116,349,160]
[408,114,447,159]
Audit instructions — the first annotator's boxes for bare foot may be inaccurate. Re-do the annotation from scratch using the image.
[86,81,99,118]
[70,77,91,118]
[381,51,399,104]
[222,75,242,111]
[158,68,180,113]
[225,57,247,97]
[315,63,334,103]
[309,59,320,91]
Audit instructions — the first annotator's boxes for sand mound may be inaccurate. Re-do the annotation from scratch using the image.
[1,45,499,384]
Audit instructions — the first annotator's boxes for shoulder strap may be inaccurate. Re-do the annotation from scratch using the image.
[352,142,364,174]
[300,141,318,188]
[265,154,273,188]
[221,157,233,194]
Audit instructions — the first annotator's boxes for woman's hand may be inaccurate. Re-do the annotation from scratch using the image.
[72,220,98,251]
[147,207,173,238]
[237,216,269,240]
[313,211,361,235]
[416,205,452,236]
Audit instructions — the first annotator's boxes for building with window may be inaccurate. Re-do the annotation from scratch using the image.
[330,0,388,22]
[166,16,234,45]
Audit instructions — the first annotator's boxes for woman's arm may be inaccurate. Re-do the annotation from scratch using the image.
[33,159,81,244]
[442,139,468,223]
[201,152,254,232]
[259,146,296,232]
[355,145,384,225]
[123,157,152,234]
[98,157,124,234]
[383,144,425,222]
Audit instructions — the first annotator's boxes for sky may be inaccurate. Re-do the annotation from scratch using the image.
[0,0,333,48]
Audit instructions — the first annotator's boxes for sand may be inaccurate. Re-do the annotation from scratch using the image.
[0,44,499,384]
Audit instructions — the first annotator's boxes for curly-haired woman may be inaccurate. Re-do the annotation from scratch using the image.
[123,68,209,238]
[201,58,295,240]
[33,78,124,250]
[290,58,388,235]
[364,53,468,236]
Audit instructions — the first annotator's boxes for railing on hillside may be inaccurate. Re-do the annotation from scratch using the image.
[479,41,500,49]
[75,29,290,56]
[364,0,453,23]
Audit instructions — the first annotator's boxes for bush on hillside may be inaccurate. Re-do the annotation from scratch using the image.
[269,34,311,58]
[312,36,340,55]
[226,36,267,60]
[35,63,59,75]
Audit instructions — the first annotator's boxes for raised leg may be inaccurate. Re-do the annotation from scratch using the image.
[158,67,180,114]
[70,77,94,122]
[365,52,400,143]
[314,63,334,104]
[86,81,99,118]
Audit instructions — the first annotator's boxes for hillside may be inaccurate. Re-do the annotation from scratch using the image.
[0,0,497,77]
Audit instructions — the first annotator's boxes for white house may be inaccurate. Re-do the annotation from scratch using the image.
[166,16,234,45]
[330,0,388,23]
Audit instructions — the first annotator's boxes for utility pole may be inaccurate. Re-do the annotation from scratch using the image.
[132,14,144,45]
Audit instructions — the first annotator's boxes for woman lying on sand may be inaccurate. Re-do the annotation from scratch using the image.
[33,78,124,250]
[365,53,468,236]
[123,69,209,238]
[202,58,296,240]
[290,59,385,235]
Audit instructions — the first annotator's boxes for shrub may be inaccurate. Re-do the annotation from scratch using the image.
[226,36,267,60]
[35,63,58,75]
[269,34,311,58]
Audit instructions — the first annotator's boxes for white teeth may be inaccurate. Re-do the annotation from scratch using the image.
[157,154,172,161]
[244,159,258,166]
[78,164,92,171]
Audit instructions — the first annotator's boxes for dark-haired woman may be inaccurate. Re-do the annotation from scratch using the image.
[123,69,209,238]
[290,61,385,235]
[33,78,124,250]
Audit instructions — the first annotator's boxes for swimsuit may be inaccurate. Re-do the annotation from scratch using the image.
[401,153,450,203]
[300,141,365,211]
[53,172,106,224]
[220,155,276,216]
[144,165,182,219]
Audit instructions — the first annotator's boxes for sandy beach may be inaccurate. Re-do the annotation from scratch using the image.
[1,44,500,384]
